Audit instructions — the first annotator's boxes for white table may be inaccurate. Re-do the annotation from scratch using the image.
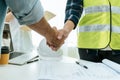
[1,56,120,80]
[0,56,77,80]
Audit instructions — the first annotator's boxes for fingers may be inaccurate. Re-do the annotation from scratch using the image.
[57,28,69,40]
[46,25,71,51]
[57,30,64,40]
[50,40,64,51]
[46,27,66,51]
[47,43,62,51]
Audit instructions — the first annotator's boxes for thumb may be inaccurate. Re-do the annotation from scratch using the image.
[57,30,64,40]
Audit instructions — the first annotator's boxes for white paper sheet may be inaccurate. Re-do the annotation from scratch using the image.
[37,60,120,80]
[38,61,77,80]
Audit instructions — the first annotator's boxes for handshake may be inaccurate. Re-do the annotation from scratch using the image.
[45,20,74,51]
[45,27,70,51]
[29,18,74,51]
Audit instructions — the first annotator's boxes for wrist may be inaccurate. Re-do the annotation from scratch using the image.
[64,20,74,33]
[45,27,57,41]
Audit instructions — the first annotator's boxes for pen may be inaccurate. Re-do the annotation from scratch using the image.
[76,61,88,69]
[27,59,39,64]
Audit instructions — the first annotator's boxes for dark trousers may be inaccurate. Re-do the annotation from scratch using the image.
[78,48,120,64]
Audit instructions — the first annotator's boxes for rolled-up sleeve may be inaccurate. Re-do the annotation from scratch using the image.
[5,0,44,25]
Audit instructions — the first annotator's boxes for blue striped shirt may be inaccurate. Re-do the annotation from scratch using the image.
[65,0,83,29]
[0,0,44,53]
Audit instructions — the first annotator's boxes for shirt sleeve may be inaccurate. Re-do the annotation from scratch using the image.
[65,0,83,29]
[5,0,44,25]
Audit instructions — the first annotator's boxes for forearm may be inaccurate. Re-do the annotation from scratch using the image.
[28,17,55,39]
[57,20,75,40]
[64,20,75,34]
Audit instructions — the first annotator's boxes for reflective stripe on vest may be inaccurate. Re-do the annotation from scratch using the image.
[77,0,120,49]
[85,6,120,14]
[78,25,120,33]
[85,6,110,14]
[111,6,120,14]
[78,24,110,32]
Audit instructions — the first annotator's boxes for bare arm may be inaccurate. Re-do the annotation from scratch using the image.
[28,17,54,39]
[58,20,75,40]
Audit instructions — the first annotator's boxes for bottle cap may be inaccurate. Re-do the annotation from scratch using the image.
[1,46,9,54]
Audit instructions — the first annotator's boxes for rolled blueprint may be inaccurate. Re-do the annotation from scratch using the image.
[102,59,120,74]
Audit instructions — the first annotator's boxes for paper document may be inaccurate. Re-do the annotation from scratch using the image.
[38,60,120,80]
[38,61,78,80]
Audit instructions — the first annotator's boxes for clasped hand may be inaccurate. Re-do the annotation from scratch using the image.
[46,27,70,51]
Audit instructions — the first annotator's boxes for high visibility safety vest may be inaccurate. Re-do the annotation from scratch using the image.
[77,0,120,50]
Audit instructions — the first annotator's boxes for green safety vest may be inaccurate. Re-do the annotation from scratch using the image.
[77,0,120,49]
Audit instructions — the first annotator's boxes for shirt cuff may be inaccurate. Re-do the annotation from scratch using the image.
[17,0,44,25]
[65,15,79,29]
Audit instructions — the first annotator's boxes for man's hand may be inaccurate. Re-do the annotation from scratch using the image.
[41,19,74,51]
[46,27,65,51]
[27,16,74,51]
[46,26,71,51]
[48,20,75,51]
